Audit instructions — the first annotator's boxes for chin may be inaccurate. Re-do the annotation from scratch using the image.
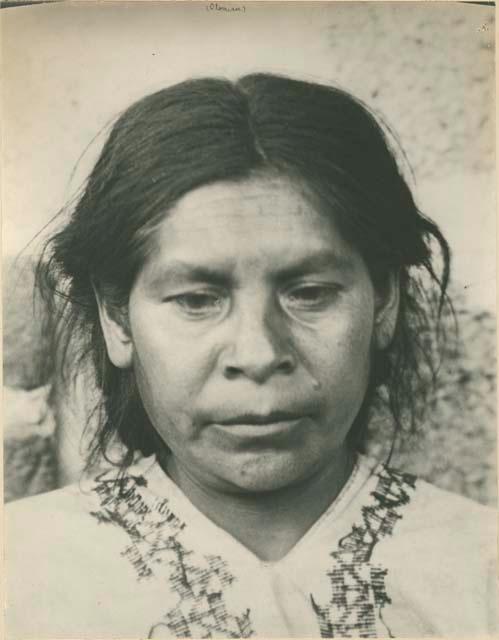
[224,450,316,494]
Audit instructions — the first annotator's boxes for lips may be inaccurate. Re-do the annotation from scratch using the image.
[216,410,305,426]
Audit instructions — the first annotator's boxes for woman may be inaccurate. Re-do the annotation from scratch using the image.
[6,74,497,638]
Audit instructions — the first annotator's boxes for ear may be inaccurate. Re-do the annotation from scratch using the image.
[374,270,400,350]
[95,289,133,369]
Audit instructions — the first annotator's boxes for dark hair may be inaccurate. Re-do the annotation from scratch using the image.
[37,73,451,470]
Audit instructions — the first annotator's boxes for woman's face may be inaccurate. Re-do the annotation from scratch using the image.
[102,175,396,494]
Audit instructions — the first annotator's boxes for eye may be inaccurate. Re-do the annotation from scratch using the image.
[283,284,341,311]
[168,291,226,317]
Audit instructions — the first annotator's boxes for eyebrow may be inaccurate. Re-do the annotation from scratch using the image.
[145,262,232,291]
[274,249,356,281]
[145,249,355,291]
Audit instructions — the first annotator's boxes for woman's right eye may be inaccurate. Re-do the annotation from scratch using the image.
[168,292,226,317]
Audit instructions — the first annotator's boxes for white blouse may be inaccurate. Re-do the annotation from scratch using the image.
[5,454,497,638]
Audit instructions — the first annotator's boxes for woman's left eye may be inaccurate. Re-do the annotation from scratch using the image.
[283,285,340,309]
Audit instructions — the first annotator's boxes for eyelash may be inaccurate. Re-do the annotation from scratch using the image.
[283,284,341,310]
[165,283,342,318]
[169,291,226,316]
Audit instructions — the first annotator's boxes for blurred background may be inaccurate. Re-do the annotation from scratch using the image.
[2,1,496,504]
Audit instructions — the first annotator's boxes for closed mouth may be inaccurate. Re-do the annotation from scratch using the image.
[217,410,304,426]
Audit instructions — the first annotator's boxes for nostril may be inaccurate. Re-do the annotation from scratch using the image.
[278,359,294,374]
[223,356,294,381]
[220,324,297,381]
[224,365,242,380]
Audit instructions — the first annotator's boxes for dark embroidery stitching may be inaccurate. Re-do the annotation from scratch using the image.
[89,463,415,638]
[90,468,255,638]
[311,465,416,638]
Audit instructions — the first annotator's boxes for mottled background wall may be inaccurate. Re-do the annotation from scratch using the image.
[2,2,496,503]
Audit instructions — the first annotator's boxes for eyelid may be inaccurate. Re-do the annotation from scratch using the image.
[162,286,226,301]
[163,288,229,319]
[283,280,343,294]
[280,281,343,310]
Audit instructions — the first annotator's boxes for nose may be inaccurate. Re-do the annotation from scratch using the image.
[220,298,296,383]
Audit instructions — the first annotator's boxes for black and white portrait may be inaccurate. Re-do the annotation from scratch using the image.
[2,1,497,638]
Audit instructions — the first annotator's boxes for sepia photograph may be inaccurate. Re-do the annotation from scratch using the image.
[2,1,497,638]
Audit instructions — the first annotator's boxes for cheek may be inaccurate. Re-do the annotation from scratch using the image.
[130,317,215,417]
[131,343,204,450]
[296,302,375,391]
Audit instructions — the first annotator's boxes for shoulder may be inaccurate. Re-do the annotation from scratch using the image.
[4,467,149,635]
[359,459,496,536]
[4,456,178,584]
[397,473,497,586]
[5,461,155,560]
[358,458,497,567]
[6,481,86,520]
[5,482,96,560]
[396,471,496,544]
[366,464,498,635]
[5,486,88,636]
[364,462,497,554]
[5,480,123,582]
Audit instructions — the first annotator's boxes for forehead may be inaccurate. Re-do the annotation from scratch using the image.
[144,175,357,275]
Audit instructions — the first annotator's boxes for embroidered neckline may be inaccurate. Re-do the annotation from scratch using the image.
[89,467,254,637]
[88,460,416,638]
[311,465,417,638]
[120,453,366,569]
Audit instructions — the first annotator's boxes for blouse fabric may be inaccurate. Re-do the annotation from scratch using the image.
[5,454,497,638]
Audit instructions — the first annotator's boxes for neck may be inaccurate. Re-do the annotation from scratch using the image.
[161,449,355,562]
